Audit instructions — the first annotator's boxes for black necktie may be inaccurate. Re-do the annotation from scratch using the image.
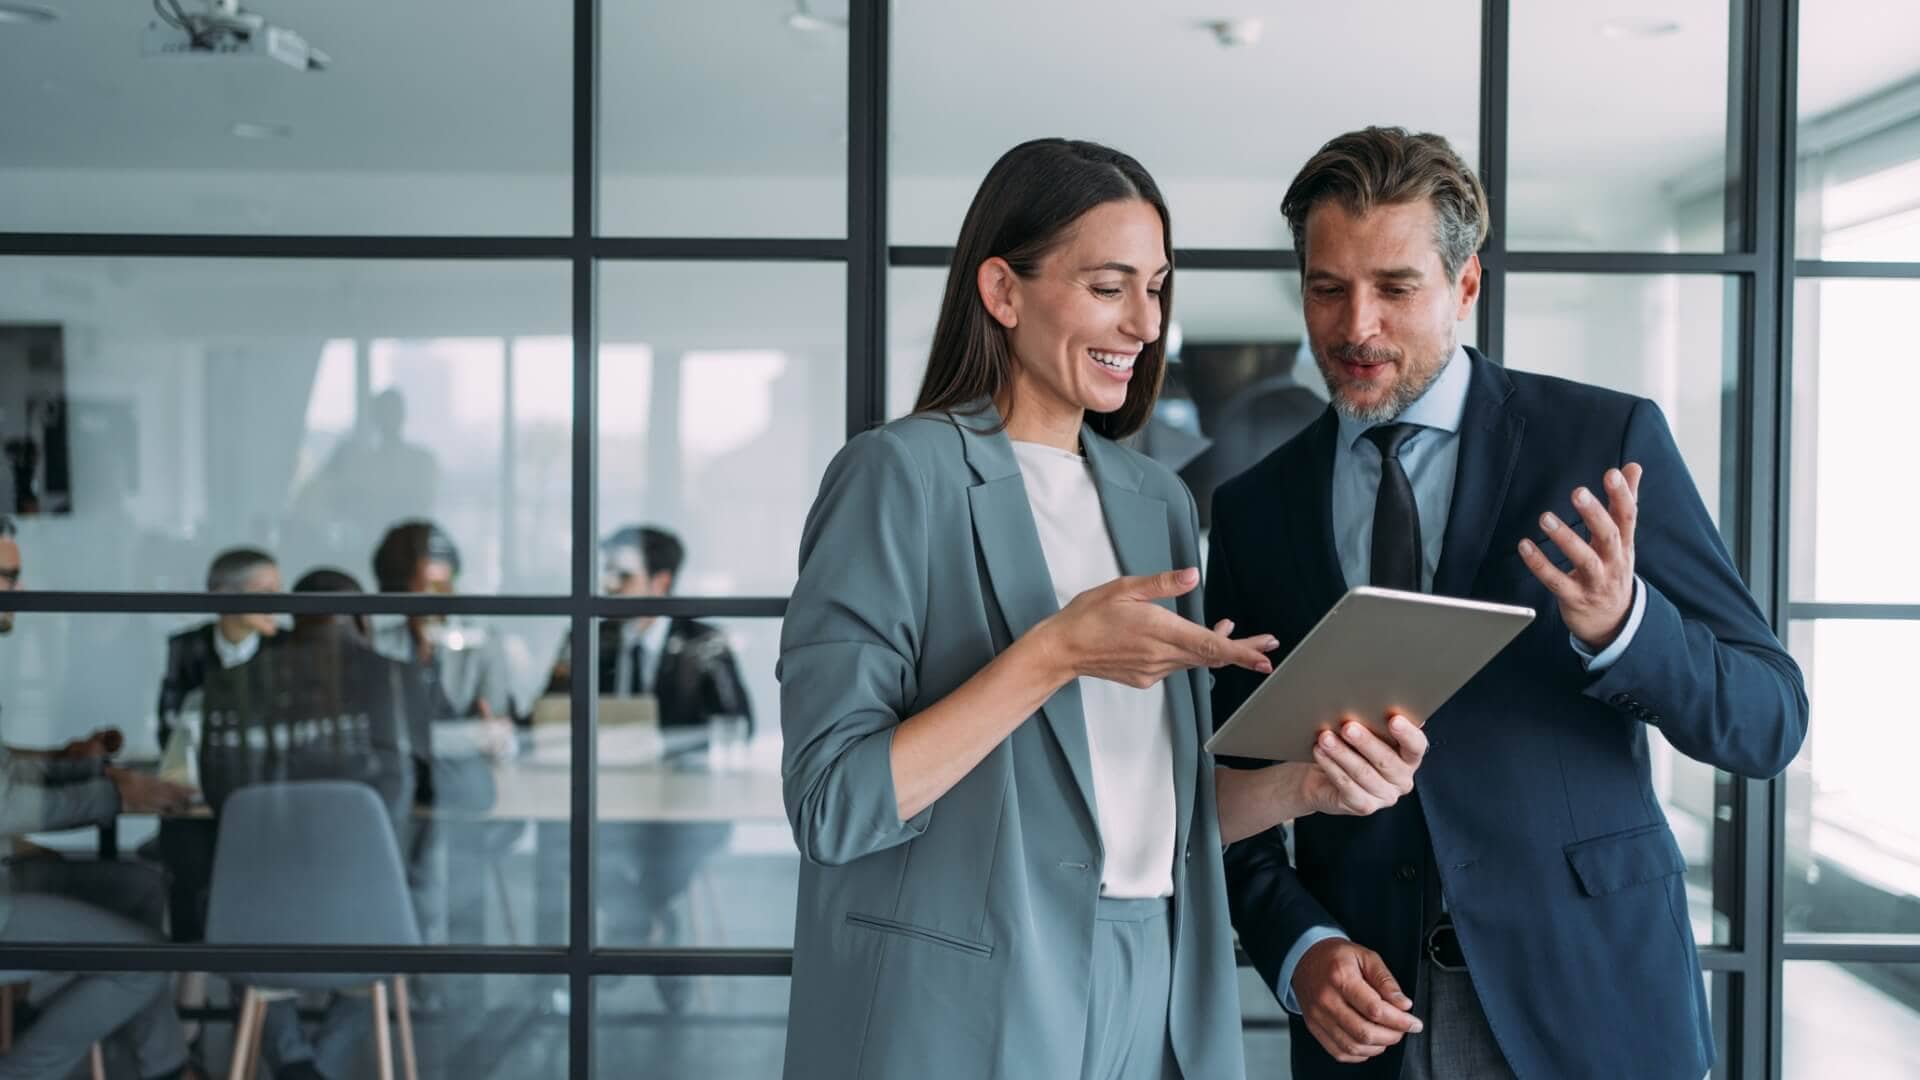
[628,640,647,696]
[1364,423,1424,592]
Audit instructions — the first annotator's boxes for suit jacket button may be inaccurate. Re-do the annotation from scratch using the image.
[1396,864,1418,882]
[1184,844,1193,861]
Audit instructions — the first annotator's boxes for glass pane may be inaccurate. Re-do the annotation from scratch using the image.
[1506,272,1741,945]
[1796,1,1920,260]
[596,976,787,1076]
[0,971,564,1078]
[587,618,795,948]
[0,258,573,594]
[599,1,846,237]
[889,267,1474,526]
[1786,962,1920,1079]
[0,3,570,235]
[597,262,845,597]
[1784,619,1920,935]
[1239,964,1293,1073]
[0,608,569,948]
[890,1,1480,247]
[1789,279,1920,603]
[1509,6,1734,251]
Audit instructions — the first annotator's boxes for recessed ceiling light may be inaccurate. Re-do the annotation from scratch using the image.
[229,121,293,140]
[0,4,57,24]
[1600,16,1682,39]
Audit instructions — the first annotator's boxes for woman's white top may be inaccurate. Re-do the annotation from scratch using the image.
[1011,440,1177,899]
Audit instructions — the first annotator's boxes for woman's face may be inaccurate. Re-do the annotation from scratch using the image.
[990,198,1168,424]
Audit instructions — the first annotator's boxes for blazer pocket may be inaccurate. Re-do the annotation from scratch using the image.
[844,912,994,959]
[1564,823,1686,897]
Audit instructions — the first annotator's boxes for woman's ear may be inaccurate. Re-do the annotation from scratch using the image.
[976,257,1020,330]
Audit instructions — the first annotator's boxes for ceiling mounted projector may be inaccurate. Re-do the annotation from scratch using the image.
[141,0,328,71]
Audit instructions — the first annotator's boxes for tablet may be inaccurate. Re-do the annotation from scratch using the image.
[1204,586,1534,763]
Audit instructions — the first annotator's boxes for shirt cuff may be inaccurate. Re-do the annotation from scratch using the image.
[1275,925,1349,1014]
[1569,575,1647,673]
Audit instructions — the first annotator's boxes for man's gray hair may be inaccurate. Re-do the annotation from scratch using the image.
[1282,126,1490,283]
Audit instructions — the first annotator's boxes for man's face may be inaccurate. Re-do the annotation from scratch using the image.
[0,537,18,636]
[1301,200,1480,423]
[236,563,283,638]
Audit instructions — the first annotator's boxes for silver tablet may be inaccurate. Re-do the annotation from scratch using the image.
[1204,586,1535,763]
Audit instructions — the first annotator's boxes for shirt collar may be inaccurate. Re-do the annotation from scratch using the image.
[213,630,261,669]
[1337,344,1472,451]
[622,616,672,656]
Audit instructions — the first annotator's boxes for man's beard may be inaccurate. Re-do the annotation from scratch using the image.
[1314,340,1453,424]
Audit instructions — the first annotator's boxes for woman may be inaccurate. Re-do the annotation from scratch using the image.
[779,139,1427,1080]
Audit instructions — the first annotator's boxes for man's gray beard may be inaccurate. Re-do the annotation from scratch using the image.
[1319,340,1456,424]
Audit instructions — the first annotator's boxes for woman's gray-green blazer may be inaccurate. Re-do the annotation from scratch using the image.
[777,403,1246,1080]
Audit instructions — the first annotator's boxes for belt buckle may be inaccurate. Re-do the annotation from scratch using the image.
[1425,919,1468,973]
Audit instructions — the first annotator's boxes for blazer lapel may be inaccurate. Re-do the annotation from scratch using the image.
[954,405,1101,832]
[1433,349,1526,598]
[1083,432,1198,867]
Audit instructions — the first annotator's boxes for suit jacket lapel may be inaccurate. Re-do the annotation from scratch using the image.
[1083,432,1198,868]
[1433,348,1526,598]
[954,405,1102,833]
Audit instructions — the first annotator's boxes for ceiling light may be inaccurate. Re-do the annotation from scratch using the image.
[229,121,292,139]
[0,4,57,24]
[1600,16,1682,39]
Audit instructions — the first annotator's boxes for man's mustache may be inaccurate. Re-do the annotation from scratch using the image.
[1328,343,1405,366]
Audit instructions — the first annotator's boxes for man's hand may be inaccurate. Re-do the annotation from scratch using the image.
[1292,938,1422,1064]
[1519,464,1642,652]
[1300,715,1427,816]
[107,767,197,815]
[57,728,124,760]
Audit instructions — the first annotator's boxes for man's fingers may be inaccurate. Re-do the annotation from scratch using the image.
[1570,486,1623,559]
[1539,512,1605,579]
[1385,714,1429,768]
[1361,951,1415,1012]
[1605,467,1639,547]
[1335,721,1415,789]
[1623,462,1643,498]
[1516,538,1576,597]
[1314,732,1399,804]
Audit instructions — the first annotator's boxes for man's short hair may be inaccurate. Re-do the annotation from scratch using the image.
[603,525,684,581]
[1282,126,1490,283]
[0,515,14,539]
[371,520,461,592]
[206,547,277,593]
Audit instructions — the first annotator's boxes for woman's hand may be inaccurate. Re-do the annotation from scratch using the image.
[1300,715,1427,816]
[1043,568,1275,689]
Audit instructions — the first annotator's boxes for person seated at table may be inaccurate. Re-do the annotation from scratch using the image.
[198,566,429,1080]
[368,520,513,950]
[0,515,201,1080]
[546,525,752,1009]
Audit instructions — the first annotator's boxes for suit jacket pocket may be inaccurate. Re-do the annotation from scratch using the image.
[1564,823,1685,897]
[845,912,994,958]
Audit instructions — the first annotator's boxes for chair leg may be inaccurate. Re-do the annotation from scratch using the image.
[226,987,262,1080]
[371,981,395,1080]
[88,1042,105,1080]
[1,982,13,1053]
[393,976,419,1080]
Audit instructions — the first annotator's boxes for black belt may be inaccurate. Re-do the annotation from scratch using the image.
[1425,914,1468,973]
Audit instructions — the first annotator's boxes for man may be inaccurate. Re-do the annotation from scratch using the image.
[154,546,281,945]
[156,546,283,747]
[0,516,201,1080]
[546,526,752,1008]
[1207,128,1807,1080]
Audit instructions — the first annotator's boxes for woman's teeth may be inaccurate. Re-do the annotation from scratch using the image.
[1090,350,1136,371]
